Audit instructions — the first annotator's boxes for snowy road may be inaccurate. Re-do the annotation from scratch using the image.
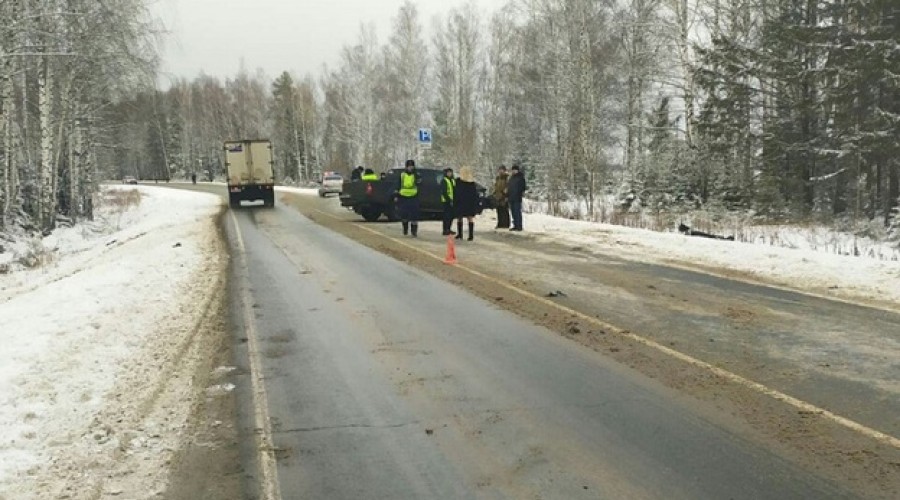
[5,183,892,498]
[218,193,868,499]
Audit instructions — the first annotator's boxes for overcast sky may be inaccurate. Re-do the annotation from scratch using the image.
[150,0,508,85]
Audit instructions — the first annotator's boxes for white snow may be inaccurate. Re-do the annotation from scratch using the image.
[508,212,900,307]
[276,185,320,196]
[0,185,223,499]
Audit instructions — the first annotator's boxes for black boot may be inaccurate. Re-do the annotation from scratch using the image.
[468,221,474,241]
[402,221,409,235]
[455,220,463,240]
[411,223,418,237]
[442,217,454,235]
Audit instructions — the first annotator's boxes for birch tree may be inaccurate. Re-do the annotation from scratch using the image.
[432,5,482,167]
[0,0,22,228]
[618,0,664,205]
[0,0,157,232]
[481,8,519,172]
[381,2,430,166]
[321,25,382,171]
[295,76,321,180]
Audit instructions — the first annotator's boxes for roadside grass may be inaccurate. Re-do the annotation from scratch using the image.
[101,188,143,231]
[0,187,144,274]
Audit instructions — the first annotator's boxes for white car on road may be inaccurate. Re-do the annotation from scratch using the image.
[318,173,343,197]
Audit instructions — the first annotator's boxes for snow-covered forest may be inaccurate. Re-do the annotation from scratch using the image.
[1,0,898,241]
[0,0,157,234]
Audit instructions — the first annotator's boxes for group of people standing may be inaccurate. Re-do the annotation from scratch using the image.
[351,165,380,181]
[393,159,528,239]
[490,164,527,232]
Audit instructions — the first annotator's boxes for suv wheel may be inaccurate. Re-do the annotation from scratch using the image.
[361,207,382,222]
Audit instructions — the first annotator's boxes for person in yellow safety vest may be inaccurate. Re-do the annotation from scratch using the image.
[361,168,379,181]
[441,168,456,235]
[396,159,422,237]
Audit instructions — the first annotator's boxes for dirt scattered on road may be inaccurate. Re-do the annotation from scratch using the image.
[724,306,758,324]
[163,213,243,500]
[282,192,900,498]
[163,293,242,500]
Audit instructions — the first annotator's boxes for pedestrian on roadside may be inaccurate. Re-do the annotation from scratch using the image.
[351,166,364,181]
[396,159,422,237]
[454,166,479,241]
[492,165,510,229]
[441,167,456,235]
[508,164,527,231]
[191,172,197,185]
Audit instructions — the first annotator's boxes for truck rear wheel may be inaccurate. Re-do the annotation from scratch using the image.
[361,207,382,222]
[228,194,240,209]
[264,192,275,208]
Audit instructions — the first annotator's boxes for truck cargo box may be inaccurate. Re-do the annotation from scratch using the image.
[225,139,275,207]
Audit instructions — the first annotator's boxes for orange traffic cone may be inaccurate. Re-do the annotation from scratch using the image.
[443,234,458,265]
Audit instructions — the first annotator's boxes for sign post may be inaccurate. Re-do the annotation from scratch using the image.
[418,128,433,149]
[417,128,432,163]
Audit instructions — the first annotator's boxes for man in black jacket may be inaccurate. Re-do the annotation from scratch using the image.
[507,164,527,231]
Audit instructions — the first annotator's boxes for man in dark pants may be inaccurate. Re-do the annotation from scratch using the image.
[396,159,422,237]
[493,165,510,229]
[507,164,527,231]
[441,168,456,235]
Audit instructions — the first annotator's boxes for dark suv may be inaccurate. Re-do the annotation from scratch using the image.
[340,168,492,222]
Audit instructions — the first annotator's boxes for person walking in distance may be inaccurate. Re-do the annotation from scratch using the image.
[396,159,422,237]
[493,165,510,229]
[454,166,479,241]
[508,164,527,231]
[441,168,456,235]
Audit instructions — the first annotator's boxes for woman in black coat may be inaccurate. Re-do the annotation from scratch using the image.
[454,166,479,241]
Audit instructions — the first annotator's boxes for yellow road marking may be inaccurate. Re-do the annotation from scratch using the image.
[343,218,900,450]
[313,208,343,221]
[229,211,283,500]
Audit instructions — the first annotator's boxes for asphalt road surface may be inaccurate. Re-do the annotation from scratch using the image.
[167,184,899,499]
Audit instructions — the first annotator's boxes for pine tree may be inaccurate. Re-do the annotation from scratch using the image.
[694,34,758,209]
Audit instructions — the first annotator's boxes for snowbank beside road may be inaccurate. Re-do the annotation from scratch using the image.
[0,186,224,498]
[507,212,900,307]
[277,185,319,197]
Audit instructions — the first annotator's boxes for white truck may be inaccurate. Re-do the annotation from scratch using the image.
[224,139,276,208]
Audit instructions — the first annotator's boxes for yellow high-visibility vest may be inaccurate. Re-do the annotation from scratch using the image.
[399,172,418,197]
[442,177,455,203]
